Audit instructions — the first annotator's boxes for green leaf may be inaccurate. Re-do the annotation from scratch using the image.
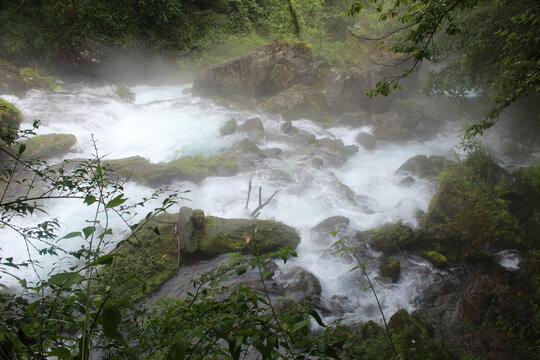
[84,195,96,205]
[308,309,326,327]
[100,305,122,338]
[61,231,82,240]
[153,226,160,235]
[18,143,26,155]
[96,254,124,265]
[48,347,72,359]
[168,339,188,360]
[82,226,95,239]
[289,319,310,333]
[48,272,84,288]
[106,194,128,209]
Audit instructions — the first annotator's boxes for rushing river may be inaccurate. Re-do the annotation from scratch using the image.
[1,82,464,321]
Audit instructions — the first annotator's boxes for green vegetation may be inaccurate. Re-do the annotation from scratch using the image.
[348,0,540,137]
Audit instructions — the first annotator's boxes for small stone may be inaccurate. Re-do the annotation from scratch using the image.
[220,118,237,136]
[356,132,377,150]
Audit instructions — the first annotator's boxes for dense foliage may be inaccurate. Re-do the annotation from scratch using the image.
[348,0,540,137]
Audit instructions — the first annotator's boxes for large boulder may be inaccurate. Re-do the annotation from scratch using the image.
[22,134,77,159]
[261,84,332,123]
[322,67,389,114]
[396,154,455,182]
[193,41,315,99]
[0,61,57,95]
[171,207,301,259]
[237,117,265,141]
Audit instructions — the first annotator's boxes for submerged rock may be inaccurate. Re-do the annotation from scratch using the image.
[193,41,315,99]
[237,117,264,141]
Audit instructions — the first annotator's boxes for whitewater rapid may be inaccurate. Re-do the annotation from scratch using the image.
[1,83,461,321]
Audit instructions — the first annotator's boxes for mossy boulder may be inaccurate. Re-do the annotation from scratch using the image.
[22,133,77,159]
[281,120,299,135]
[0,99,23,131]
[106,154,239,186]
[396,154,455,181]
[421,151,524,262]
[193,41,315,99]
[388,309,457,360]
[379,258,401,282]
[0,61,58,94]
[369,221,415,255]
[182,211,301,258]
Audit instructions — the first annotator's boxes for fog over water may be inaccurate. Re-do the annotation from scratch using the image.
[1,83,478,321]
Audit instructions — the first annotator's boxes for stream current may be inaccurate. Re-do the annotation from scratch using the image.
[2,82,464,322]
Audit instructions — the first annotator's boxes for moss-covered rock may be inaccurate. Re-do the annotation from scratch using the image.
[388,309,457,360]
[106,154,239,186]
[370,221,415,255]
[99,209,300,300]
[22,133,77,159]
[419,250,448,269]
[396,154,455,181]
[421,151,525,262]
[0,98,23,131]
[0,61,58,94]
[379,258,401,282]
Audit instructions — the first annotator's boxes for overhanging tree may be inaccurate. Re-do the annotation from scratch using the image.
[348,0,540,138]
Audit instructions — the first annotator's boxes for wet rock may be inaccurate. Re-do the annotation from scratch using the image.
[220,118,237,136]
[273,266,322,311]
[311,216,350,241]
[0,61,57,95]
[193,41,315,98]
[237,117,264,141]
[22,134,77,159]
[322,67,388,114]
[335,111,371,127]
[399,176,415,187]
[345,145,359,155]
[369,221,415,255]
[261,84,332,123]
[379,258,401,283]
[355,132,377,150]
[316,138,348,160]
[281,120,299,135]
[397,154,454,181]
[106,154,239,186]
[263,147,282,157]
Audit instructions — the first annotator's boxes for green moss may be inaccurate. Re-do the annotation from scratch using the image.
[388,309,458,360]
[19,67,59,91]
[22,133,76,159]
[419,250,448,269]
[98,212,179,301]
[379,258,401,282]
[370,221,414,255]
[423,151,525,262]
[0,99,23,130]
[522,162,540,193]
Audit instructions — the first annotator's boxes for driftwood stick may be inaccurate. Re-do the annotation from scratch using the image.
[250,190,279,218]
[245,180,252,209]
